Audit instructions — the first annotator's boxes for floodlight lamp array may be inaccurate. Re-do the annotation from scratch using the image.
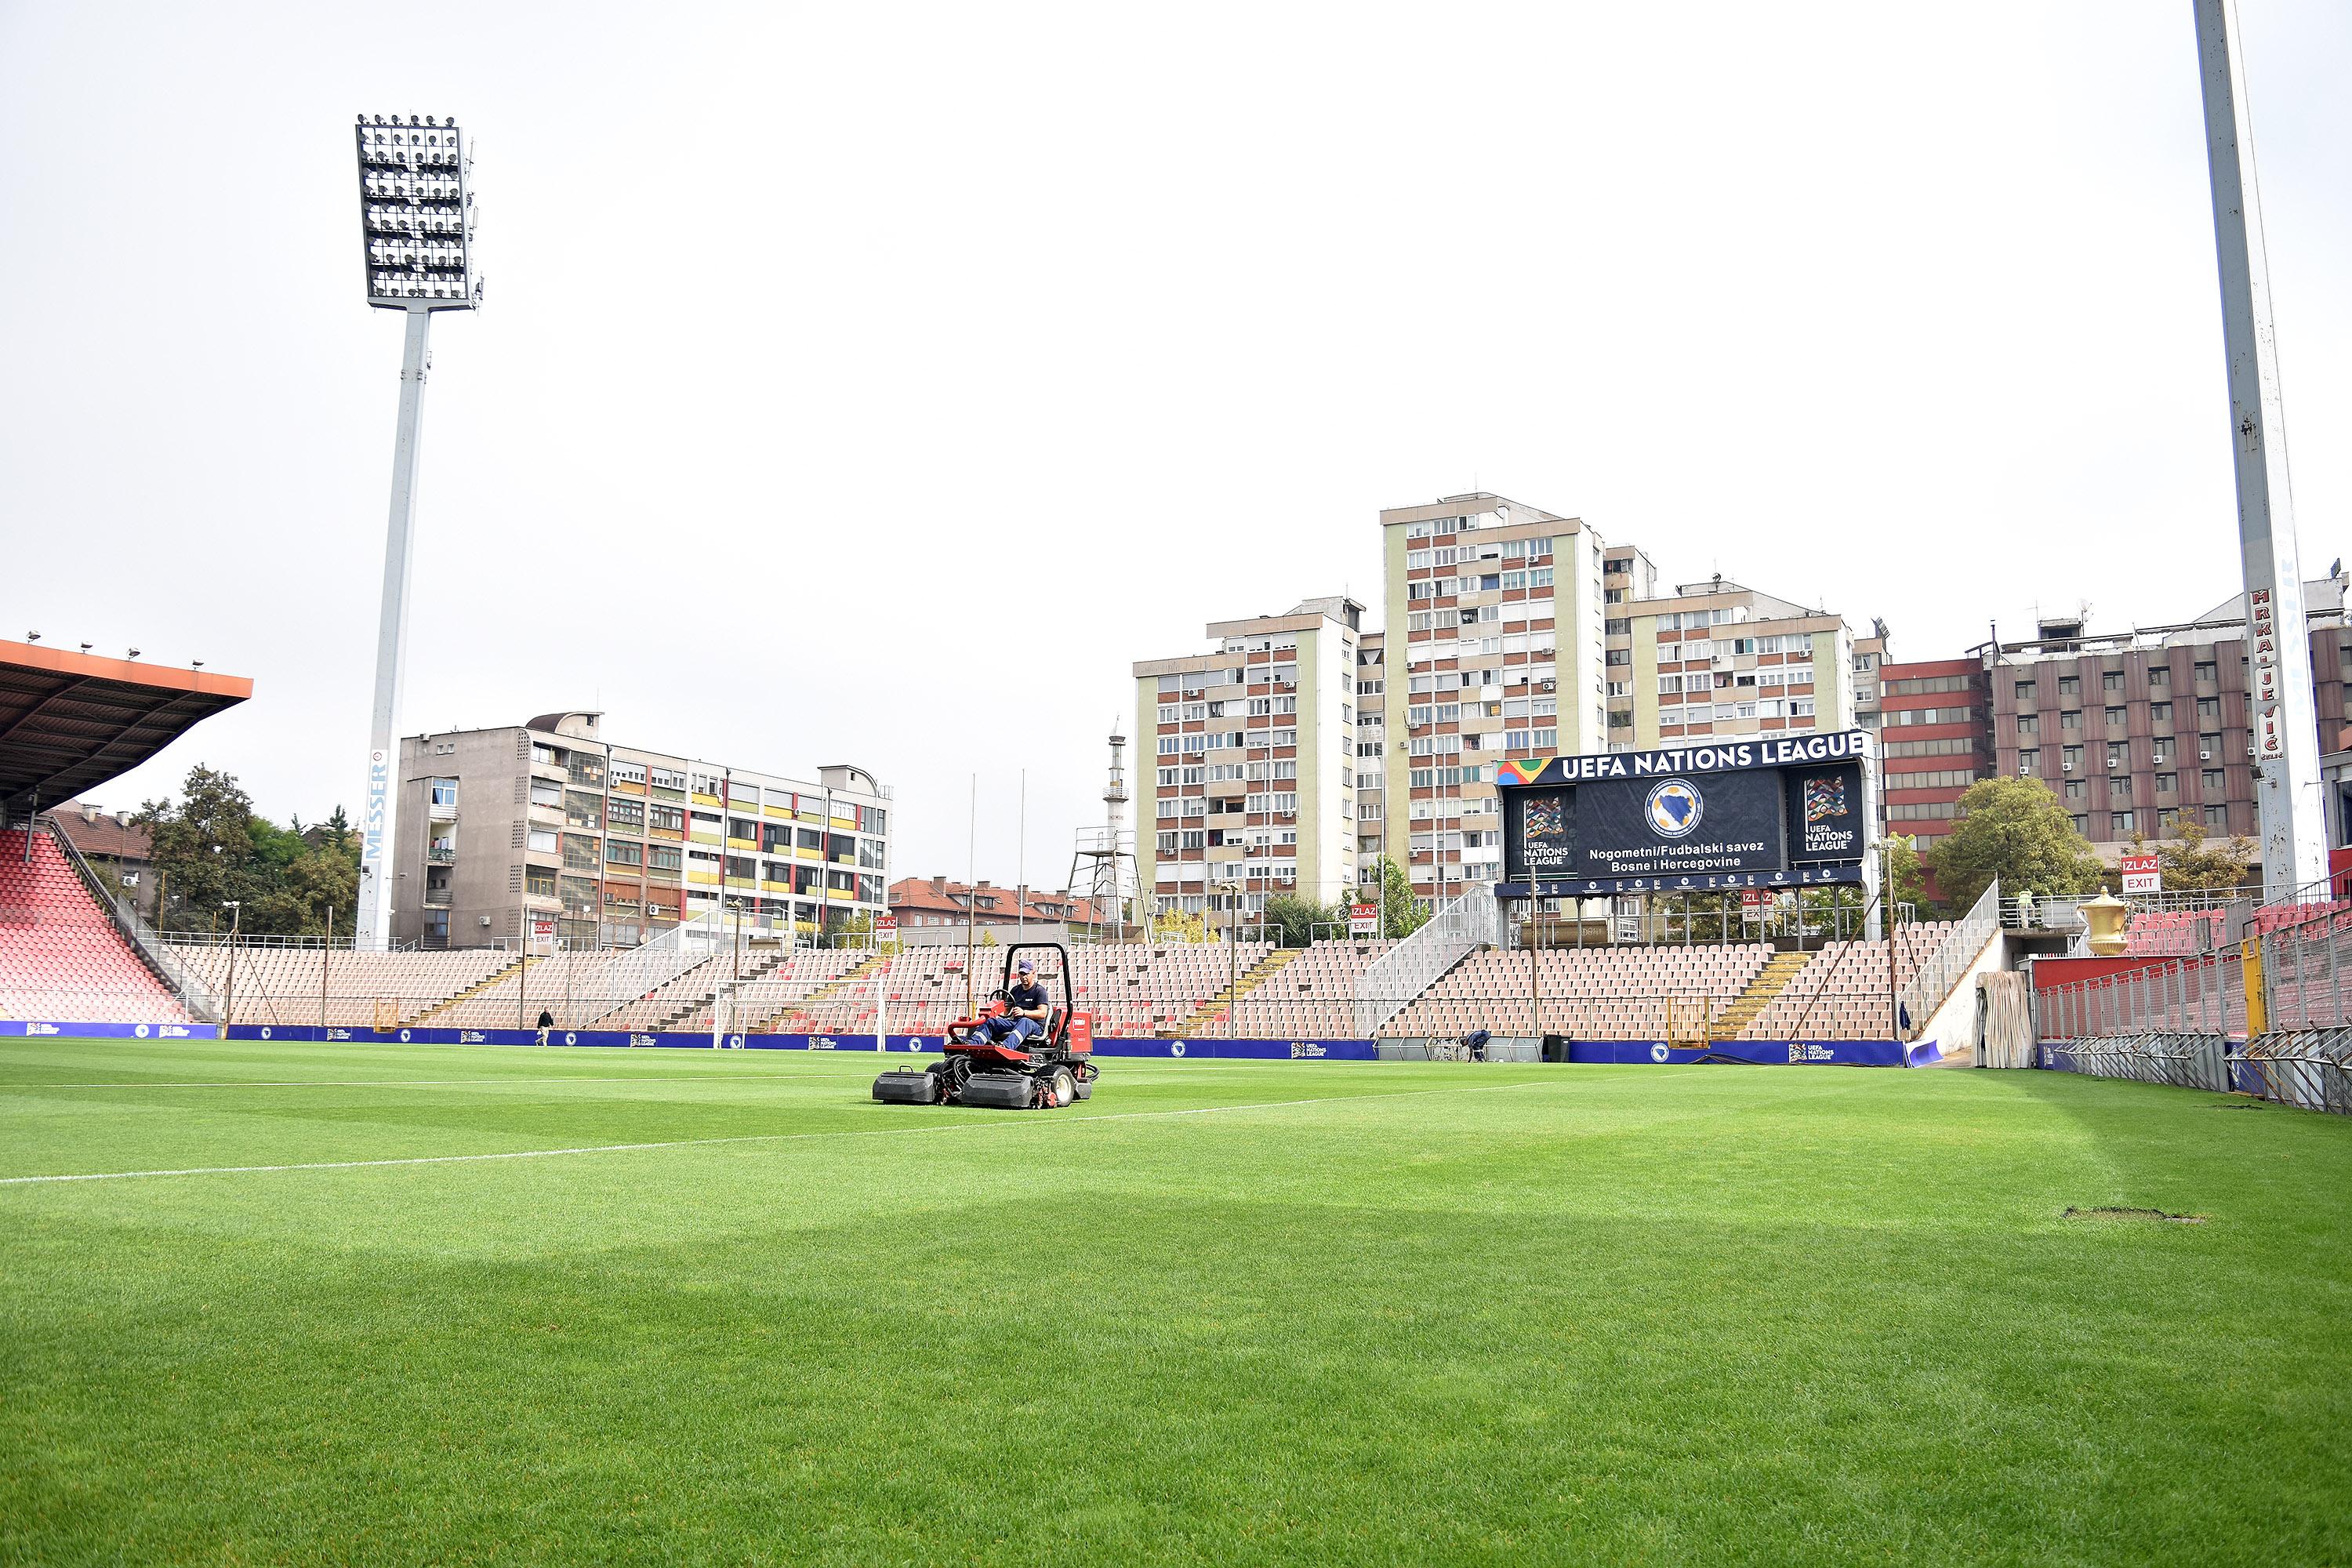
[354,114,481,310]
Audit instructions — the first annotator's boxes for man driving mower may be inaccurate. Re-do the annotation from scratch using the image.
[970,956,1051,1049]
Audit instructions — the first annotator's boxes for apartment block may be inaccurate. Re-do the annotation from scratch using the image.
[1136,597,1364,926]
[1381,494,1622,904]
[394,710,891,949]
[1989,577,2352,860]
[1625,578,1858,750]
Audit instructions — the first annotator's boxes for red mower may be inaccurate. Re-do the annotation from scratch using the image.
[872,941,1098,1109]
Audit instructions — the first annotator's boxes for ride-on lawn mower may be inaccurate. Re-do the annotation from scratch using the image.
[873,941,1098,1109]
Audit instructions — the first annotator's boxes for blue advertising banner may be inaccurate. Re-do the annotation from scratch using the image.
[207,1025,1381,1061]
[3,1020,222,1040]
[1566,1037,1909,1067]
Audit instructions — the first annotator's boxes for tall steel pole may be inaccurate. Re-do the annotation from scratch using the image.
[2193,0,2326,899]
[357,304,432,951]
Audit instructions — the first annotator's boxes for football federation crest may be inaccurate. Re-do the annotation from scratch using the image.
[1645,779,1704,839]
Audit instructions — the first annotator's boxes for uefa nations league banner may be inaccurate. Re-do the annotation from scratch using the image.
[1501,731,1871,897]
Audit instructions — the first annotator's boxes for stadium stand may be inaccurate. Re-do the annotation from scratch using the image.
[0,826,193,1024]
[2123,908,2229,956]
[1732,922,1963,1040]
[1217,941,1394,1037]
[170,946,514,1027]
[1380,943,1773,1040]
[745,942,1276,1039]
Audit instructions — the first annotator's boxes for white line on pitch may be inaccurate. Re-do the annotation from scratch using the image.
[0,1081,1555,1187]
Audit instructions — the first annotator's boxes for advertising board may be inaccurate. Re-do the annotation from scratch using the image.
[1498,731,1874,898]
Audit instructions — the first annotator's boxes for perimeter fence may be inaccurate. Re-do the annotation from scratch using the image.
[2034,891,2352,1114]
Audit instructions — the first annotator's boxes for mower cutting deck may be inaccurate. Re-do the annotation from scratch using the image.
[873,941,1098,1109]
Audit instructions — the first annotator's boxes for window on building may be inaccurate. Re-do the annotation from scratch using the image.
[2205,804,2227,826]
[2203,768,2225,790]
[2060,710,2082,729]
[2103,706,2125,726]
[2103,670,2124,692]
[2062,746,2084,769]
[2147,666,2170,691]
[2017,713,2038,736]
[2197,696,2220,719]
[2194,661,2218,683]
[2155,773,2177,795]
[2015,680,2035,701]
[2111,811,2136,836]
[2019,748,2039,772]
[2151,702,2172,725]
[2064,778,2086,800]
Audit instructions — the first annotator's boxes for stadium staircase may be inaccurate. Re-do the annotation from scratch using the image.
[406,955,528,1025]
[651,947,793,1032]
[760,949,887,1025]
[1172,947,1301,1037]
[1711,951,1813,1036]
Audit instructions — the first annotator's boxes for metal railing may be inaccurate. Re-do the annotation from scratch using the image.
[2253,898,2352,1031]
[34,816,222,1022]
[2039,1033,2233,1093]
[1353,887,1502,1039]
[2038,1029,2351,1115]
[2038,953,2243,1040]
[1894,879,2000,1039]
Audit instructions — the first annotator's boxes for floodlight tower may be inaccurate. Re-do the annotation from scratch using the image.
[351,114,482,951]
[2192,3,2325,899]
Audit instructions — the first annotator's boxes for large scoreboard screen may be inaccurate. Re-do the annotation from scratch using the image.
[1497,731,1875,898]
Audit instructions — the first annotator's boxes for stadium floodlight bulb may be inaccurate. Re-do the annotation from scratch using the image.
[354,113,482,311]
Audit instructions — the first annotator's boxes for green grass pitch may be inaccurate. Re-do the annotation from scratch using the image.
[3,1040,2349,1566]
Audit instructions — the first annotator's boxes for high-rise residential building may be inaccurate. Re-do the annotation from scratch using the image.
[1135,597,1365,927]
[1379,494,1623,905]
[1354,630,1385,884]
[1988,575,2352,860]
[1621,578,1860,750]
[394,710,891,949]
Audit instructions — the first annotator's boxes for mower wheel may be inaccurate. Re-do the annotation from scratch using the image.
[1047,1066,1077,1108]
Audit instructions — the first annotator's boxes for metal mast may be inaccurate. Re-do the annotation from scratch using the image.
[2191,2,2325,898]
[351,114,482,950]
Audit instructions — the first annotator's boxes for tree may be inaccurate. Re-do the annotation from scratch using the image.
[1262,894,1341,948]
[1882,833,1928,919]
[1151,907,1208,944]
[1922,776,2104,911]
[2157,812,2256,893]
[136,765,267,932]
[136,766,362,937]
[1374,856,1429,940]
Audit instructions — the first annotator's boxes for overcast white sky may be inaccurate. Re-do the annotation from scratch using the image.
[3,2,2347,886]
